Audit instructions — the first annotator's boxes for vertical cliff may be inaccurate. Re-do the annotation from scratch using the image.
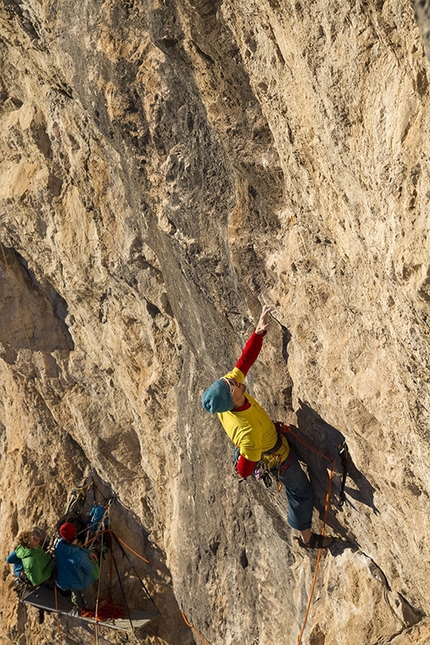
[1,1,430,644]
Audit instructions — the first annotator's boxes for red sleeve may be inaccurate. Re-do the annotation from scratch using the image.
[237,455,257,478]
[236,330,266,376]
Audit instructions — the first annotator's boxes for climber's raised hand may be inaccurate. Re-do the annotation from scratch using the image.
[255,305,276,335]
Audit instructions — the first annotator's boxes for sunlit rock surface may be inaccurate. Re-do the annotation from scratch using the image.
[1,1,430,644]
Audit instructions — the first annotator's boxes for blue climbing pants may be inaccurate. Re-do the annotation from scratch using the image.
[274,450,313,531]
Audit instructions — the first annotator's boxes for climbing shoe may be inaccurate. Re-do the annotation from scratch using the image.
[295,533,335,550]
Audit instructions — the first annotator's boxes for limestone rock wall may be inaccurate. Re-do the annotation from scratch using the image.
[1,1,430,644]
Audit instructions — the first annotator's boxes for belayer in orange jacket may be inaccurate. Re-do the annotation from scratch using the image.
[202,305,334,550]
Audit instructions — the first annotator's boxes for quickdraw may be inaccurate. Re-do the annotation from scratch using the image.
[253,460,273,488]
[338,443,349,507]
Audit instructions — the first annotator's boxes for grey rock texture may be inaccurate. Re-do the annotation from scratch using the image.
[414,0,430,61]
[1,1,430,644]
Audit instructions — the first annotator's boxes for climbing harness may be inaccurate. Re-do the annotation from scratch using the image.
[252,422,291,489]
[252,421,349,508]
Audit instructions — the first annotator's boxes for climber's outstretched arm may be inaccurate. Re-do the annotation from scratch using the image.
[235,305,276,377]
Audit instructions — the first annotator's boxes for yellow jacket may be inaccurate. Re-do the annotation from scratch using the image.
[218,367,290,466]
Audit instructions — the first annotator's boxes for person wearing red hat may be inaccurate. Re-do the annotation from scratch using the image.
[55,522,98,609]
[59,523,77,541]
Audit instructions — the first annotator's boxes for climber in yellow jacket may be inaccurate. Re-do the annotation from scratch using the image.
[202,305,334,549]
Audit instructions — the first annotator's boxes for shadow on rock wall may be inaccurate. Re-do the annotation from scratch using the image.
[295,402,379,544]
[0,244,74,362]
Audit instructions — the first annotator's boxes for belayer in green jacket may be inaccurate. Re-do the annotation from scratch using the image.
[15,530,53,586]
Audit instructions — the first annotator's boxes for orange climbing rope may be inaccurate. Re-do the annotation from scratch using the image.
[102,534,211,643]
[84,528,171,577]
[93,531,212,643]
[114,534,171,576]
[84,528,170,576]
[297,459,335,645]
[181,611,212,645]
[282,426,343,645]
[285,425,339,464]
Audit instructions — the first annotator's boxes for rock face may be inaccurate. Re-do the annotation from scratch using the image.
[1,1,430,644]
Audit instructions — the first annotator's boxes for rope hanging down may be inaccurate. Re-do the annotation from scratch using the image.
[85,527,211,644]
[282,427,348,645]
[181,611,212,645]
[84,528,171,577]
[297,459,335,645]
